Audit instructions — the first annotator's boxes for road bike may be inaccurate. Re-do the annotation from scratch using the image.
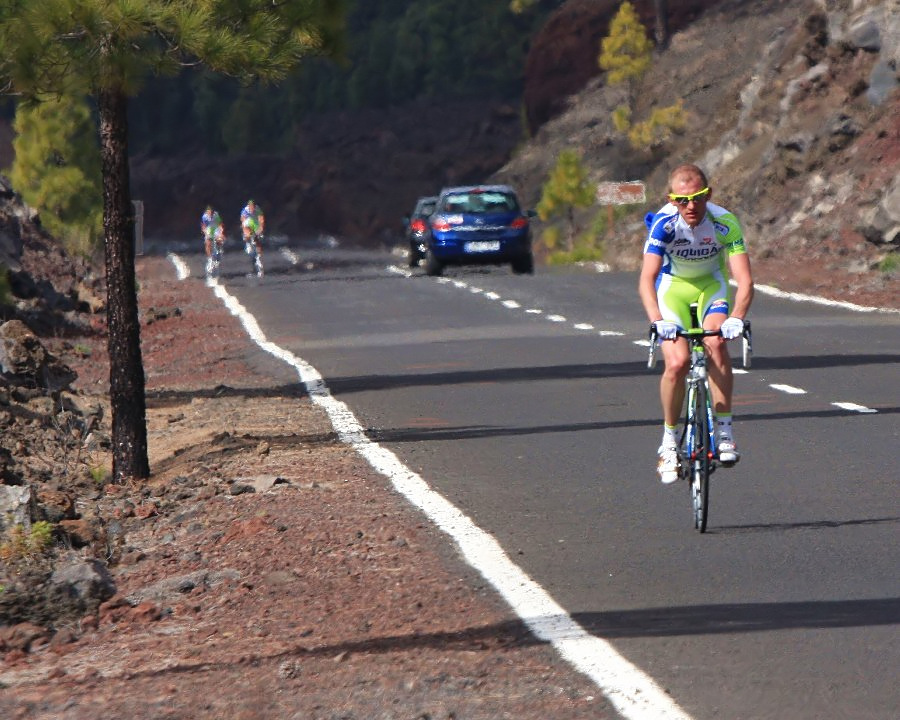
[647,311,752,532]
[205,233,224,278]
[244,232,264,278]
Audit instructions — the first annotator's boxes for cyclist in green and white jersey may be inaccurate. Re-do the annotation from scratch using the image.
[241,199,265,246]
[639,163,755,483]
[201,205,225,260]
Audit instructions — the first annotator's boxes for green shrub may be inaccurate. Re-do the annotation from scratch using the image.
[878,253,898,274]
[0,264,10,306]
[90,465,109,485]
[0,522,55,565]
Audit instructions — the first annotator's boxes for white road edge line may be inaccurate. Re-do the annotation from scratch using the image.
[750,282,900,314]
[177,256,693,720]
[168,253,190,280]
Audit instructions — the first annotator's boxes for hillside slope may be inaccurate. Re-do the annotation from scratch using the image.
[494,0,899,307]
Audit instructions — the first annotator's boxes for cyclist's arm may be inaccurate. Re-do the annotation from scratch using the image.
[638,252,665,323]
[727,252,754,319]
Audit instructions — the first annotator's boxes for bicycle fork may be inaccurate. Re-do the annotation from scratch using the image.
[683,355,717,467]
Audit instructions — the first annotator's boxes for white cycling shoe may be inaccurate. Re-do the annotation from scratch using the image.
[657,445,681,484]
[717,439,740,466]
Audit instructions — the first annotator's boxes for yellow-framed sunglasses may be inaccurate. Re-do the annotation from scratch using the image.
[668,187,710,206]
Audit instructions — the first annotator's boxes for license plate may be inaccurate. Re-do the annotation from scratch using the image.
[464,240,500,253]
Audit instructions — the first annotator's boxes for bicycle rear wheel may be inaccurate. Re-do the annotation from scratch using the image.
[688,382,711,532]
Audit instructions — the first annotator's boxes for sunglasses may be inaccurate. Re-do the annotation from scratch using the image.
[668,187,710,206]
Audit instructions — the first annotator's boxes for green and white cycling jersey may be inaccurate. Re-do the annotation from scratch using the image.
[644,202,747,327]
[201,210,223,239]
[644,201,746,279]
[240,204,263,233]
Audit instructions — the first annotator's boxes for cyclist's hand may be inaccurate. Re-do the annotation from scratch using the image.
[720,316,744,340]
[653,320,679,340]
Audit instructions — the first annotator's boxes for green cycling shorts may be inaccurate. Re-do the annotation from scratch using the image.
[656,271,730,329]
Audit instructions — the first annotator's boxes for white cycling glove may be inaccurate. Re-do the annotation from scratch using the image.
[720,316,744,340]
[653,320,679,340]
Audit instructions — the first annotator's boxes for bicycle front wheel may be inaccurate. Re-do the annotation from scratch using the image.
[688,382,711,532]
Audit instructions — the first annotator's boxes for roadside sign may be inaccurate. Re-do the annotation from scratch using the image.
[596,181,646,235]
[596,181,646,205]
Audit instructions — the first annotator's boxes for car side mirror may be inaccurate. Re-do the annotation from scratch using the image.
[526,209,538,218]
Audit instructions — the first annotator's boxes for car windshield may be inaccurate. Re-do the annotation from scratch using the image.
[441,191,518,214]
[416,199,437,215]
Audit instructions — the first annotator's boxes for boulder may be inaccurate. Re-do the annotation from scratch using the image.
[0,319,77,391]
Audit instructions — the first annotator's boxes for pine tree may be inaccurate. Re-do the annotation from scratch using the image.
[536,149,595,253]
[7,93,102,256]
[598,1,653,87]
[0,0,344,483]
[598,1,683,151]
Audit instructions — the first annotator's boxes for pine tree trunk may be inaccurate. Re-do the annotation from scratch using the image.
[654,0,669,49]
[98,85,150,482]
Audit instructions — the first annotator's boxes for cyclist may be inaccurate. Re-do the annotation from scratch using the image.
[240,199,265,274]
[639,163,754,484]
[200,205,225,260]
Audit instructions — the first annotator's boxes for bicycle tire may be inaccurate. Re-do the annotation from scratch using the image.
[689,381,711,532]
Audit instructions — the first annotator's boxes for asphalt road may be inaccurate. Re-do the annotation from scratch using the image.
[181,241,899,720]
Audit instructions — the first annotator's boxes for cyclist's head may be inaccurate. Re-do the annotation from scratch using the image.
[668,164,711,228]
[205,205,213,214]
[247,199,255,208]
[668,164,708,192]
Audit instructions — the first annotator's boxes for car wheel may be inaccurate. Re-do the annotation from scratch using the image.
[424,248,443,276]
[511,253,534,275]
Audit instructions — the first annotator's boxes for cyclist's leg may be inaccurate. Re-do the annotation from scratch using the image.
[657,275,696,427]
[699,275,740,463]
[659,339,690,427]
[699,275,732,414]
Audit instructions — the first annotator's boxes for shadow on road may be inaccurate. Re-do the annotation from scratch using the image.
[573,596,900,638]
[326,354,900,396]
[369,406,899,444]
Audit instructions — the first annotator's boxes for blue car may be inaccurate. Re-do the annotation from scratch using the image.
[421,185,535,276]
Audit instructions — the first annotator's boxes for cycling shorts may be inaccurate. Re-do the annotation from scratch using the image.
[656,271,730,329]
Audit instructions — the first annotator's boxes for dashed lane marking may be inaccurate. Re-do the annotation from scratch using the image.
[391,264,885,412]
[770,383,807,395]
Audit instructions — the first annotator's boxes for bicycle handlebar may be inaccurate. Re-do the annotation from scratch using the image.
[647,321,751,342]
[647,321,752,370]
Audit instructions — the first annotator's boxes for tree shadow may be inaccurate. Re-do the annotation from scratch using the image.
[126,596,900,680]
[709,516,899,534]
[326,352,900,396]
[328,360,652,395]
[369,406,899,444]
[750,354,900,371]
[146,383,309,408]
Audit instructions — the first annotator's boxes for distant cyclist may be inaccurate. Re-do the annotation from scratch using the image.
[639,163,754,483]
[201,205,225,259]
[240,199,265,274]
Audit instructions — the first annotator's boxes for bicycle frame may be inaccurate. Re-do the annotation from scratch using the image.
[679,328,719,532]
[244,231,264,277]
[646,319,752,532]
